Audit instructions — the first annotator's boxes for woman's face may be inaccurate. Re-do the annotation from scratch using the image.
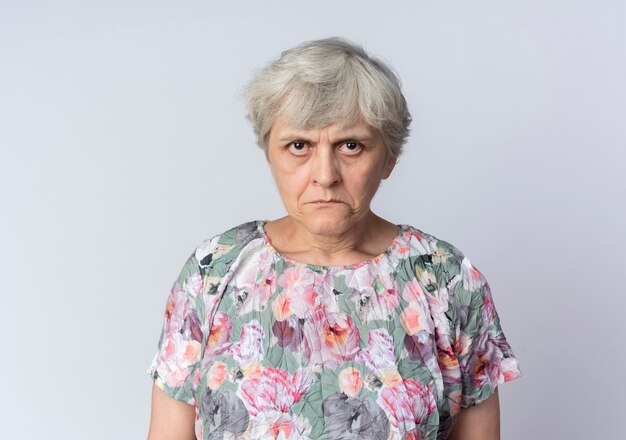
[266,117,396,236]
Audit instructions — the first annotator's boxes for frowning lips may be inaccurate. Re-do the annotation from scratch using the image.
[308,199,343,203]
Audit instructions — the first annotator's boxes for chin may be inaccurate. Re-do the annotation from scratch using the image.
[301,212,352,235]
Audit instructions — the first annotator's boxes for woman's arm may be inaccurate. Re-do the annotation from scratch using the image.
[448,388,501,440]
[147,383,196,440]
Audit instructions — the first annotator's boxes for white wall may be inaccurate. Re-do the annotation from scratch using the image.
[1,0,624,438]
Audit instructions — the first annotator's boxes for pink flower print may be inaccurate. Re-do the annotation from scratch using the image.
[195,415,203,440]
[203,291,222,323]
[406,233,430,257]
[446,388,463,416]
[435,343,461,388]
[469,355,495,389]
[272,287,317,321]
[400,295,436,365]
[465,331,512,389]
[378,378,437,437]
[291,367,315,399]
[397,243,411,258]
[156,332,202,387]
[206,361,229,390]
[303,307,360,368]
[165,284,187,334]
[437,345,463,414]
[425,287,450,341]
[404,332,435,366]
[480,287,497,324]
[340,266,381,322]
[373,287,400,320]
[182,310,203,343]
[181,339,201,365]
[271,292,292,322]
[339,267,375,297]
[460,257,485,292]
[161,365,192,389]
[354,328,437,436]
[356,328,397,372]
[400,233,430,258]
[312,272,340,314]
[260,274,277,300]
[402,278,425,303]
[248,410,312,440]
[232,252,277,316]
[376,270,400,308]
[184,270,204,296]
[291,285,317,318]
[193,369,202,389]
[228,320,265,365]
[205,311,232,357]
[238,367,314,416]
[400,302,430,337]
[501,357,522,382]
[400,286,452,365]
[338,367,364,397]
[271,286,317,322]
[401,279,435,337]
[271,267,318,321]
[278,266,313,296]
[351,272,400,322]
[272,315,304,351]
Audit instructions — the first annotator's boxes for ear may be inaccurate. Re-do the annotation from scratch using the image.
[263,128,274,166]
[265,146,277,179]
[381,156,397,180]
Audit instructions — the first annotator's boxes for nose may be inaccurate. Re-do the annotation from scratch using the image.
[311,146,341,188]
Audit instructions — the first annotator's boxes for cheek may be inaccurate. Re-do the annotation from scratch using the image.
[349,165,382,192]
[273,164,308,195]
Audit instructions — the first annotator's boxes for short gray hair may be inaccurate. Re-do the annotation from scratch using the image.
[244,37,412,162]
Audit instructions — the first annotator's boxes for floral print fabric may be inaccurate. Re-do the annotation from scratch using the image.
[148,220,521,439]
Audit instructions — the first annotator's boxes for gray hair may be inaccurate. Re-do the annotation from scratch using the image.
[243,37,412,163]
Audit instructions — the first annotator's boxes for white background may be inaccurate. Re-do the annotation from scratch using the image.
[1,1,624,438]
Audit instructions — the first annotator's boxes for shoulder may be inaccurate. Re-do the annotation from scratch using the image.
[172,220,264,297]
[191,219,263,271]
[402,224,466,266]
[401,225,488,293]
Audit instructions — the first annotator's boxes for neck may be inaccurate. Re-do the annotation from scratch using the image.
[265,212,398,266]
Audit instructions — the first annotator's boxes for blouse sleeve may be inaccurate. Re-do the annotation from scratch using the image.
[450,253,522,409]
[147,252,206,405]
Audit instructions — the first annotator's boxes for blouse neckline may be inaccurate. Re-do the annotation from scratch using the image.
[256,219,408,271]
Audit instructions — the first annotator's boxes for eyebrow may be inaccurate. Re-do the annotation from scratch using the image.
[277,134,315,143]
[277,133,375,144]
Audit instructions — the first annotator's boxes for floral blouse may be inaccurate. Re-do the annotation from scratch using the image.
[148,220,521,440]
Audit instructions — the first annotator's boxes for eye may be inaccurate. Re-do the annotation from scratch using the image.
[287,141,309,156]
[339,141,363,155]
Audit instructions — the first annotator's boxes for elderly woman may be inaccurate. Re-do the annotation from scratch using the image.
[147,37,521,440]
